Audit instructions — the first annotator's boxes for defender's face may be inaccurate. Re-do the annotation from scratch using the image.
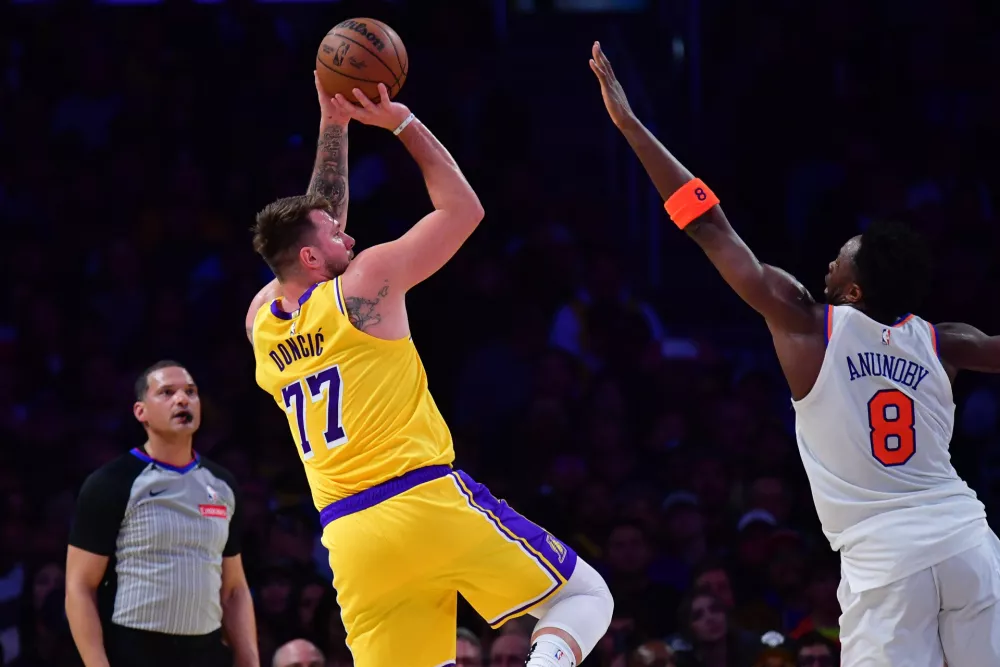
[306,209,355,279]
[134,366,201,434]
[824,235,861,304]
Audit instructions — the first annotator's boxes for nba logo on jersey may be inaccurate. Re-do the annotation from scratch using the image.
[206,485,219,502]
[881,328,891,345]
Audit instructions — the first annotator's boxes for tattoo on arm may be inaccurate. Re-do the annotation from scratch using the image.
[345,283,389,332]
[307,125,348,220]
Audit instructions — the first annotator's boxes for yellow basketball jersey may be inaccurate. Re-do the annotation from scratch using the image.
[251,278,454,509]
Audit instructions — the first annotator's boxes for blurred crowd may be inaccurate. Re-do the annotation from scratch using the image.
[1,1,999,666]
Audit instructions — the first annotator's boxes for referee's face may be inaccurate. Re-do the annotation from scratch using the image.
[135,366,201,434]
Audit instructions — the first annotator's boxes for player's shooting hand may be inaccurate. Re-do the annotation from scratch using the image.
[590,42,636,129]
[332,84,411,132]
[315,71,351,127]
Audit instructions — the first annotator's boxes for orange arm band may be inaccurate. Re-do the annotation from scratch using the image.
[664,178,720,230]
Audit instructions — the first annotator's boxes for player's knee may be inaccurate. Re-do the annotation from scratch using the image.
[573,557,614,627]
[591,569,614,629]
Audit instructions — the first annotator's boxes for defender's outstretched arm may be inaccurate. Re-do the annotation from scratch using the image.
[936,322,1000,374]
[590,42,817,334]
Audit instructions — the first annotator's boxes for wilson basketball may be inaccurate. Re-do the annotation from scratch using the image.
[316,19,408,104]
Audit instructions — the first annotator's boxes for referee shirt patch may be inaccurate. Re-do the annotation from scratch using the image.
[199,504,228,519]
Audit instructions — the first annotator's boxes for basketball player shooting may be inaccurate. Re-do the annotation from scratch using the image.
[590,42,1000,667]
[244,84,613,667]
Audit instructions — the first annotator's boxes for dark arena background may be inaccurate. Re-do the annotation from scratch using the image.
[2,0,999,665]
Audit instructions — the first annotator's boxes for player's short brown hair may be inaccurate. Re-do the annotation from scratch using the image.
[252,194,332,279]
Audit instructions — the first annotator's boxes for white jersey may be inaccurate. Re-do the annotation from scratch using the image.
[793,305,987,593]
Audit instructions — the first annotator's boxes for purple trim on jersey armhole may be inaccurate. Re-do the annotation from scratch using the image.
[333,277,346,315]
[130,448,200,474]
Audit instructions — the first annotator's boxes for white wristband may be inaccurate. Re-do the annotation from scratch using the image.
[393,112,416,136]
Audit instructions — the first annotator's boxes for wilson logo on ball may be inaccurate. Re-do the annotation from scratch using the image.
[336,20,387,52]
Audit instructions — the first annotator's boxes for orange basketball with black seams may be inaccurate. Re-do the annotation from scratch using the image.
[316,18,408,104]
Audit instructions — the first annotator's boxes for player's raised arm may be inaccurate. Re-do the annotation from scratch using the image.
[590,43,819,335]
[935,322,1000,375]
[331,83,485,291]
[308,72,351,228]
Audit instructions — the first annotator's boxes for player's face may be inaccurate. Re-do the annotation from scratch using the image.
[134,367,201,434]
[824,235,862,304]
[305,209,355,279]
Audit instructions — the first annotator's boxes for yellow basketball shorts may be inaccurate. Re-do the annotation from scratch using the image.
[319,465,578,667]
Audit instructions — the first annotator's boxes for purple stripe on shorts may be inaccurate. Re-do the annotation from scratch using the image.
[319,465,451,528]
[454,471,578,582]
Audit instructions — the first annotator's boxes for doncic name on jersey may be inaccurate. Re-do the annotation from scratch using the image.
[844,329,932,392]
[268,328,325,372]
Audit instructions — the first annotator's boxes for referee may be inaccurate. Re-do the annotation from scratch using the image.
[65,360,259,667]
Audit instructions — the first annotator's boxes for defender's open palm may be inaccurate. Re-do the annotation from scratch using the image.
[590,42,636,129]
[332,83,411,132]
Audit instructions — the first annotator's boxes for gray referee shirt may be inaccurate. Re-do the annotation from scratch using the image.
[68,447,242,636]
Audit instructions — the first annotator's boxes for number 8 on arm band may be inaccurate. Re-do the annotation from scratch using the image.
[664,178,720,230]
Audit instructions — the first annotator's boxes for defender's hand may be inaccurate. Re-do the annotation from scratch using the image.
[332,83,411,132]
[315,71,351,127]
[590,41,636,129]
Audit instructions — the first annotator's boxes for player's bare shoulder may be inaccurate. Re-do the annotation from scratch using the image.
[339,249,410,340]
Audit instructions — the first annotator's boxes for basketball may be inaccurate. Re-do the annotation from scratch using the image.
[316,19,408,104]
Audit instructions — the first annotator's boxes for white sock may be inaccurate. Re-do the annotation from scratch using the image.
[525,635,576,667]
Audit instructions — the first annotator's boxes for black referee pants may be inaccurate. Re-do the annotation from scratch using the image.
[106,624,232,667]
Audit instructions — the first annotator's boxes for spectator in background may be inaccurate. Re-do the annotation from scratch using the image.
[456,627,483,667]
[605,520,681,639]
[12,563,65,666]
[793,632,837,667]
[491,633,532,667]
[0,514,26,663]
[271,638,324,667]
[787,557,841,644]
[630,640,677,667]
[658,493,708,591]
[672,592,759,667]
[690,559,734,613]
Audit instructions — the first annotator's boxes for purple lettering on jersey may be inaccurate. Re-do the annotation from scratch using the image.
[282,381,312,456]
[306,366,347,446]
[847,356,861,381]
[266,329,323,373]
[847,353,931,392]
[890,358,907,382]
[859,352,873,376]
[269,351,285,372]
[910,365,930,390]
[280,363,348,457]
